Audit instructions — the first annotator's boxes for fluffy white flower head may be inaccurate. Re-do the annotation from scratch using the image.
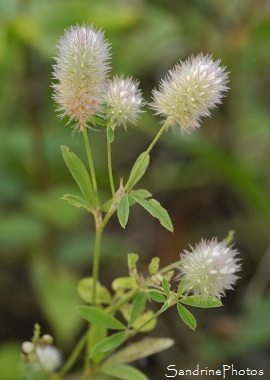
[151,54,229,132]
[36,345,62,373]
[52,25,111,131]
[178,238,241,300]
[105,75,143,129]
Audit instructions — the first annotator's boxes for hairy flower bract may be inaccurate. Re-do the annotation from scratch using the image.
[178,238,241,300]
[52,25,111,131]
[104,75,143,128]
[151,54,229,132]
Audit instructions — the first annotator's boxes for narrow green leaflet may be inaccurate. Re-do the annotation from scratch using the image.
[148,291,166,303]
[130,194,173,232]
[129,291,147,326]
[128,189,152,206]
[61,146,95,209]
[180,296,223,308]
[91,331,127,356]
[100,364,148,380]
[177,279,188,296]
[77,306,125,330]
[61,194,92,212]
[126,152,150,191]
[105,337,174,365]
[177,304,197,331]
[162,278,171,299]
[107,127,115,143]
[88,116,107,126]
[117,195,129,229]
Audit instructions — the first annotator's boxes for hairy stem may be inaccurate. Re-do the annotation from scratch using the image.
[107,125,115,197]
[83,127,99,207]
[92,226,103,305]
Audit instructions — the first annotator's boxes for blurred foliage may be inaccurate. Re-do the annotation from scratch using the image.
[0,0,270,379]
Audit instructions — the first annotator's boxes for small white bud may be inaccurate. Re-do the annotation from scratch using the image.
[21,341,35,355]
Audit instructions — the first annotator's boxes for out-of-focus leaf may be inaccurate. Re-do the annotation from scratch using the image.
[30,256,81,346]
[11,15,41,49]
[99,364,148,380]
[77,306,125,330]
[77,278,111,305]
[105,337,174,365]
[89,324,107,364]
[112,277,137,292]
[128,253,139,270]
[148,257,160,275]
[26,188,84,228]
[91,332,127,356]
[0,342,21,379]
[0,214,44,252]
[129,291,147,326]
[121,305,156,332]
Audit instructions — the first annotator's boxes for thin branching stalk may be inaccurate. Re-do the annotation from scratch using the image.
[82,126,99,207]
[106,125,115,197]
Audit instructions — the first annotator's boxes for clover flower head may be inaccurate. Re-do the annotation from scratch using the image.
[36,346,62,373]
[178,238,241,300]
[52,24,111,131]
[151,54,229,132]
[104,75,143,129]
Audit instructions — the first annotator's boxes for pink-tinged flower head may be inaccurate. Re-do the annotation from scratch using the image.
[52,25,111,131]
[104,75,143,129]
[151,54,229,132]
[178,238,241,300]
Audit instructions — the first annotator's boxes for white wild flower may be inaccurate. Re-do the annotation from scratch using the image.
[36,345,62,373]
[151,54,229,132]
[178,238,241,300]
[52,24,111,131]
[104,75,143,128]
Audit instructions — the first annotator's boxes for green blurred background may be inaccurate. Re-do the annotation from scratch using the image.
[1,0,270,379]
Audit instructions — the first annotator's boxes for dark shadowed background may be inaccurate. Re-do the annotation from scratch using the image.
[0,0,270,379]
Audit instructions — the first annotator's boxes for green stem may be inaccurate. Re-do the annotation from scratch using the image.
[107,288,137,314]
[58,332,87,378]
[124,122,168,192]
[83,127,98,206]
[92,226,103,305]
[158,260,182,275]
[107,125,115,197]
